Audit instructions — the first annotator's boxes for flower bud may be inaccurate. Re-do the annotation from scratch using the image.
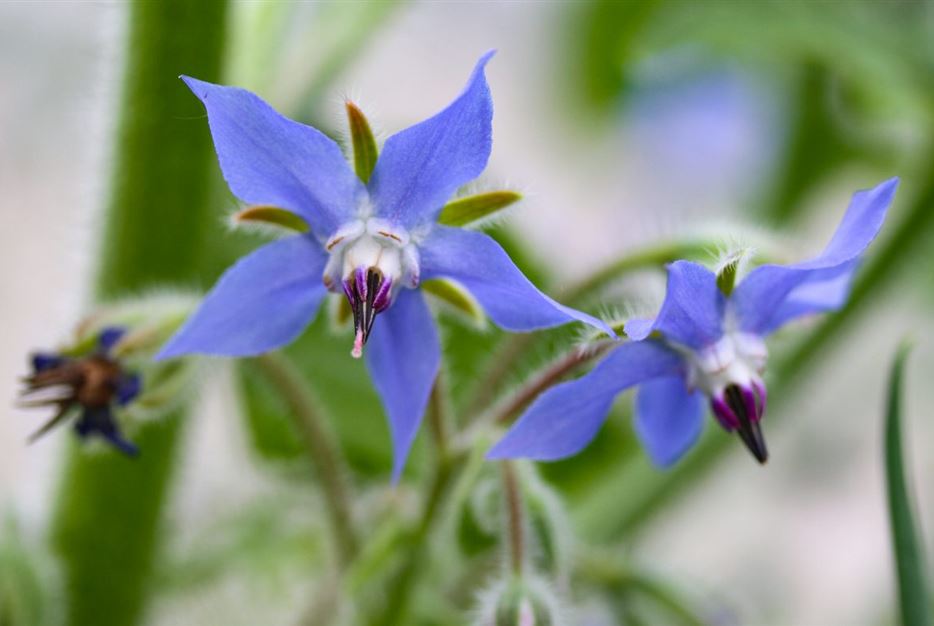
[476,576,561,626]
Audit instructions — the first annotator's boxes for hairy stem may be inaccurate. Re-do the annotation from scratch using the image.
[464,240,714,418]
[501,461,525,576]
[50,3,228,625]
[427,373,452,461]
[253,352,358,567]
[464,340,615,438]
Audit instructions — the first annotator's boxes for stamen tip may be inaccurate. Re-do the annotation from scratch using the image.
[351,331,364,359]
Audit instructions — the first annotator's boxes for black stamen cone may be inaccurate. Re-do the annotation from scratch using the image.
[725,384,769,464]
[348,268,385,351]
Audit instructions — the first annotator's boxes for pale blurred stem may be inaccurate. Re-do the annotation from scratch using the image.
[427,373,452,461]
[463,240,714,418]
[252,352,358,567]
[375,455,461,626]
[501,461,525,576]
[577,551,706,626]
[371,374,456,624]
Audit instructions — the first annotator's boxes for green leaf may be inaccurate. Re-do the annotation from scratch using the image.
[438,191,522,227]
[346,101,378,184]
[885,341,931,626]
[233,205,310,233]
[422,278,486,327]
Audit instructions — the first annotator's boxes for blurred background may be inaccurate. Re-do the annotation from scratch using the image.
[1,2,932,625]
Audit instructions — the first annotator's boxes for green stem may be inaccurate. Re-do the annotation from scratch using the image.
[463,240,715,419]
[50,3,228,625]
[488,340,614,428]
[427,373,452,462]
[501,462,525,577]
[253,352,358,567]
[884,342,931,626]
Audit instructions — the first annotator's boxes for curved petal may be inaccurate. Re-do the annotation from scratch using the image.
[732,177,898,335]
[368,51,495,229]
[634,376,704,467]
[182,76,363,239]
[156,237,327,359]
[365,290,441,481]
[623,260,725,349]
[420,226,613,335]
[487,341,684,461]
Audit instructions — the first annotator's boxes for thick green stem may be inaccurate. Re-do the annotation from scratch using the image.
[50,3,228,625]
[253,352,358,567]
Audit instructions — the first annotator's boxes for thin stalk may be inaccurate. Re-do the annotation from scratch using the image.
[491,340,614,426]
[501,461,525,576]
[460,339,615,444]
[427,373,452,461]
[463,240,714,418]
[253,352,357,567]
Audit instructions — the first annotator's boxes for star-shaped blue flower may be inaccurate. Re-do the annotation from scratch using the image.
[157,52,612,479]
[489,178,898,467]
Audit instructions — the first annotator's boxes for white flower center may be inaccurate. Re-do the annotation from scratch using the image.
[322,218,420,294]
[683,331,767,397]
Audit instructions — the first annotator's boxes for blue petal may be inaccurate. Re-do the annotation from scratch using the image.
[31,353,64,373]
[487,341,684,460]
[75,406,139,457]
[182,76,364,240]
[368,52,494,229]
[634,376,704,467]
[420,226,613,335]
[157,236,328,359]
[116,373,142,407]
[623,260,725,349]
[97,327,127,353]
[364,290,441,481]
[732,177,898,335]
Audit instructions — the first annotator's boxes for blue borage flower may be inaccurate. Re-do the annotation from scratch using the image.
[156,52,613,479]
[20,327,142,455]
[489,178,898,467]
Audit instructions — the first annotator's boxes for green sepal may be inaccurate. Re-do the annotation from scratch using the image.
[346,100,379,183]
[232,205,310,234]
[715,249,746,296]
[422,278,486,327]
[494,576,555,626]
[438,191,522,227]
